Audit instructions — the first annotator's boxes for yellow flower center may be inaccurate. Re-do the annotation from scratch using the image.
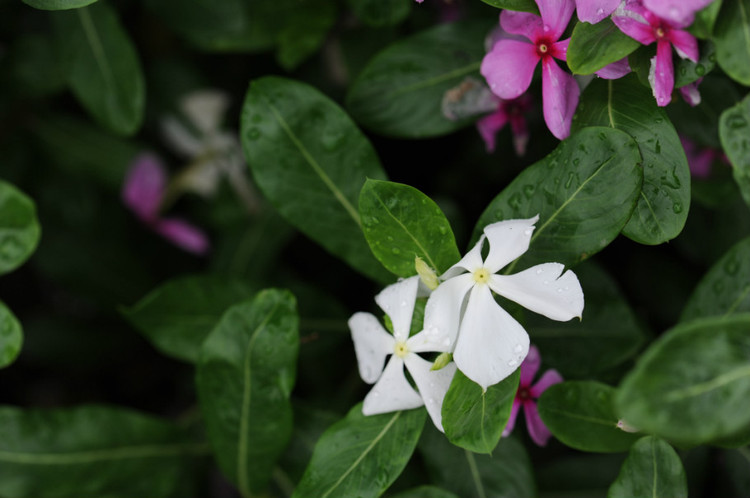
[394,341,409,358]
[473,268,491,284]
[538,43,548,54]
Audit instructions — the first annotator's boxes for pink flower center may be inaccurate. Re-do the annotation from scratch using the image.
[537,42,549,56]
[518,387,532,400]
[655,26,667,39]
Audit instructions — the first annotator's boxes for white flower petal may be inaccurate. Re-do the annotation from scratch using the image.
[490,263,584,321]
[442,235,486,279]
[375,276,419,342]
[349,312,394,384]
[161,116,203,158]
[404,354,457,432]
[181,90,229,136]
[453,285,529,390]
[423,274,475,352]
[407,328,454,354]
[483,215,539,273]
[362,357,423,415]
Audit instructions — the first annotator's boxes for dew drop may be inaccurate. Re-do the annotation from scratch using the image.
[543,280,549,285]
[514,344,523,353]
[508,359,518,367]
[695,64,705,76]
[246,128,260,140]
[524,228,532,236]
[442,337,452,347]
[672,202,683,214]
[556,288,563,293]
[536,268,543,275]
[392,247,401,254]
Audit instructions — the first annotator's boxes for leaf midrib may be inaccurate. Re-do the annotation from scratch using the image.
[663,364,750,402]
[263,98,362,229]
[0,442,210,465]
[78,8,115,95]
[388,61,482,99]
[320,411,402,498]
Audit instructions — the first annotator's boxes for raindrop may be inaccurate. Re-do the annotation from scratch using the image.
[509,192,523,209]
[536,268,544,275]
[524,228,532,236]
[672,202,683,214]
[442,337,451,347]
[392,248,401,254]
[724,258,740,275]
[523,184,536,198]
[556,288,563,293]
[400,300,407,307]
[596,7,603,14]
[514,344,523,353]
[508,359,518,367]
[246,128,260,140]
[564,172,575,188]
[695,64,705,76]
[428,398,436,405]
[543,280,549,285]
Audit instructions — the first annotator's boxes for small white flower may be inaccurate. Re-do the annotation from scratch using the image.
[349,276,456,432]
[423,215,584,391]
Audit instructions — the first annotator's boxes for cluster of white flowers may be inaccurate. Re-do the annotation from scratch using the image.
[349,215,585,431]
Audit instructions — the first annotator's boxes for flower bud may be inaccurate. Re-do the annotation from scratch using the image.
[415,256,439,290]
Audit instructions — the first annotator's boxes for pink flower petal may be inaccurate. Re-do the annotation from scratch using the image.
[679,80,701,106]
[477,108,509,152]
[551,38,570,61]
[576,0,621,23]
[524,400,553,446]
[500,10,544,40]
[481,39,540,100]
[669,29,699,62]
[643,0,713,27]
[649,39,674,106]
[537,0,576,40]
[529,369,564,397]
[541,57,580,139]
[681,137,714,178]
[503,399,522,436]
[612,14,657,45]
[520,344,541,387]
[122,153,166,222]
[153,217,210,255]
[595,57,631,79]
[509,114,530,156]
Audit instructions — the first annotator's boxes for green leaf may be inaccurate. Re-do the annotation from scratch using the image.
[51,3,145,135]
[681,237,750,322]
[627,42,717,90]
[122,275,257,363]
[391,486,460,498]
[616,314,750,445]
[692,0,723,38]
[0,180,41,276]
[276,0,336,70]
[0,301,23,369]
[572,75,690,245]
[538,381,641,453]
[526,263,646,378]
[22,0,97,9]
[346,20,492,138]
[420,426,536,498]
[567,19,640,75]
[346,0,410,27]
[441,369,520,454]
[713,0,750,85]
[196,289,299,495]
[719,92,750,208]
[293,405,425,498]
[0,405,205,498]
[479,0,538,13]
[607,436,687,498]
[6,34,66,97]
[241,76,391,284]
[475,126,642,270]
[359,179,460,277]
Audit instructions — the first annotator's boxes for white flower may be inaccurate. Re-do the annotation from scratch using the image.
[423,215,584,391]
[349,276,457,432]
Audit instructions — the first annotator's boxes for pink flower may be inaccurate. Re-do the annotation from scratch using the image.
[642,0,715,26]
[575,0,621,23]
[503,345,563,446]
[595,57,632,79]
[612,1,699,107]
[122,154,210,255]
[680,137,727,179]
[480,0,579,140]
[477,94,533,155]
[679,78,702,106]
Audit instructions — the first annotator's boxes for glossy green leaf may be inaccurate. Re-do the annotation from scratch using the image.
[196,289,299,495]
[608,436,687,498]
[442,369,520,454]
[293,405,425,498]
[572,75,689,245]
[22,0,97,9]
[719,93,750,208]
[538,381,640,453]
[692,0,723,38]
[122,275,256,363]
[0,301,23,369]
[0,405,204,498]
[241,76,391,283]
[681,237,750,322]
[347,0,410,27]
[479,0,537,13]
[526,263,646,378]
[714,0,750,85]
[346,20,492,138]
[0,180,41,276]
[359,179,460,277]
[51,3,145,135]
[391,486,460,498]
[616,314,750,445]
[420,426,536,498]
[475,126,642,270]
[567,19,640,75]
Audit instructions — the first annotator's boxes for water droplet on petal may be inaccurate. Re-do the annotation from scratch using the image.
[514,344,523,353]
[536,268,544,275]
[442,337,451,346]
[543,280,549,285]
[508,359,518,367]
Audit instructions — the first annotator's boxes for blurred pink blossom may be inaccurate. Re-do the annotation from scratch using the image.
[503,345,563,446]
[680,137,727,179]
[575,0,621,23]
[122,154,210,255]
[477,94,533,155]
